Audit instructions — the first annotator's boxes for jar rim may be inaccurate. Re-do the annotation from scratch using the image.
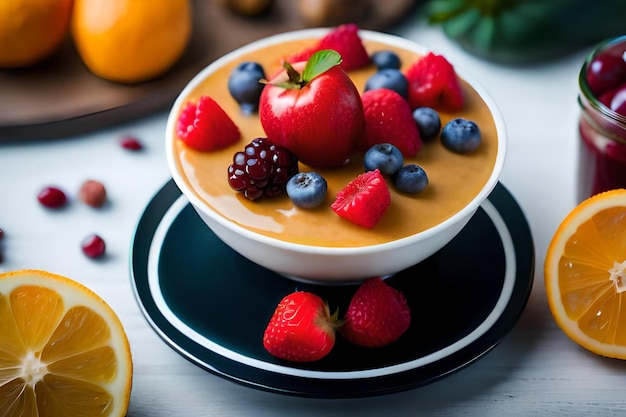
[578,35,626,126]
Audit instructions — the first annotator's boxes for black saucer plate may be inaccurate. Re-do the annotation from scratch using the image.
[130,179,534,398]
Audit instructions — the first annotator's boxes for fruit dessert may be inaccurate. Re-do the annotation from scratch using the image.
[169,24,500,248]
[578,36,626,200]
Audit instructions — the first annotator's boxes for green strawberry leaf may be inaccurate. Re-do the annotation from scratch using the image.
[301,49,342,84]
[263,49,343,90]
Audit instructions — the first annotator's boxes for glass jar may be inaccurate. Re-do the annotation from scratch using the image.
[577,35,626,201]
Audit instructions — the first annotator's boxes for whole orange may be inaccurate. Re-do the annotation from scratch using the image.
[0,0,73,68]
[71,0,192,83]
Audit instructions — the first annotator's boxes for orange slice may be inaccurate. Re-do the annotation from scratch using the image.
[0,269,133,416]
[545,189,626,359]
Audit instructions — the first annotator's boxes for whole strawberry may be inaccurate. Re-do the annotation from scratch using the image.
[263,291,338,362]
[360,88,422,157]
[341,277,411,347]
[259,49,364,167]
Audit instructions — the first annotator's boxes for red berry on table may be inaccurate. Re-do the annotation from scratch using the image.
[260,49,364,167]
[341,277,411,347]
[119,135,143,150]
[37,186,67,209]
[405,52,464,111]
[360,88,422,157]
[331,169,391,229]
[285,23,370,72]
[81,234,106,258]
[176,95,241,152]
[263,291,337,362]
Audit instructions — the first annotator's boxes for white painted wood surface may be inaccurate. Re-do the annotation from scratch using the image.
[3,16,625,417]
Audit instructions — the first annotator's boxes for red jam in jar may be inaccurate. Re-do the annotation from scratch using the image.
[578,35,626,201]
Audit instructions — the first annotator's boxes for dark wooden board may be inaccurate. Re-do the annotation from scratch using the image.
[0,0,418,141]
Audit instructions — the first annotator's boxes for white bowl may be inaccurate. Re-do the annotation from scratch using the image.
[166,28,507,284]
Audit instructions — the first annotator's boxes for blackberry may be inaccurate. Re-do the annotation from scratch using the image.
[228,138,299,200]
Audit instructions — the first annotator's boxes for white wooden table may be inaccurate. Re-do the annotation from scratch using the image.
[3,16,626,417]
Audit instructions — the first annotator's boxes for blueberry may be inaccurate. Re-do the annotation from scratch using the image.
[412,107,441,141]
[228,61,266,114]
[441,118,481,153]
[364,143,404,176]
[371,50,401,70]
[394,164,428,194]
[364,69,408,99]
[286,172,327,209]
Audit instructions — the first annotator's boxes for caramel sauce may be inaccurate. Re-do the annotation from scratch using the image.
[172,38,499,247]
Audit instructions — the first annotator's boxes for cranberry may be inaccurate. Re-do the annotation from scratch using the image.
[120,136,143,150]
[81,234,106,258]
[586,50,626,96]
[37,186,67,208]
[609,84,626,116]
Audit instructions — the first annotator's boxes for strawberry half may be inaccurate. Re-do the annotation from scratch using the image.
[341,277,411,347]
[285,24,370,72]
[176,95,241,151]
[405,52,464,111]
[360,88,422,157]
[331,169,391,229]
[263,291,337,362]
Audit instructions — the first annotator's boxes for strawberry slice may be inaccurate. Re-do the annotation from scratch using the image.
[405,52,464,111]
[331,169,391,229]
[341,277,411,347]
[360,88,422,157]
[176,95,240,151]
[263,291,337,362]
[285,24,370,72]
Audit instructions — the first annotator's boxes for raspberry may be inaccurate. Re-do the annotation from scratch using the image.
[360,88,422,157]
[81,234,106,259]
[405,52,464,111]
[286,24,370,72]
[37,186,67,209]
[176,95,241,152]
[227,138,299,200]
[331,169,390,229]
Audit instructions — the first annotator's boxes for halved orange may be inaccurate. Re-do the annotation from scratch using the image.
[545,189,626,359]
[0,269,133,416]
